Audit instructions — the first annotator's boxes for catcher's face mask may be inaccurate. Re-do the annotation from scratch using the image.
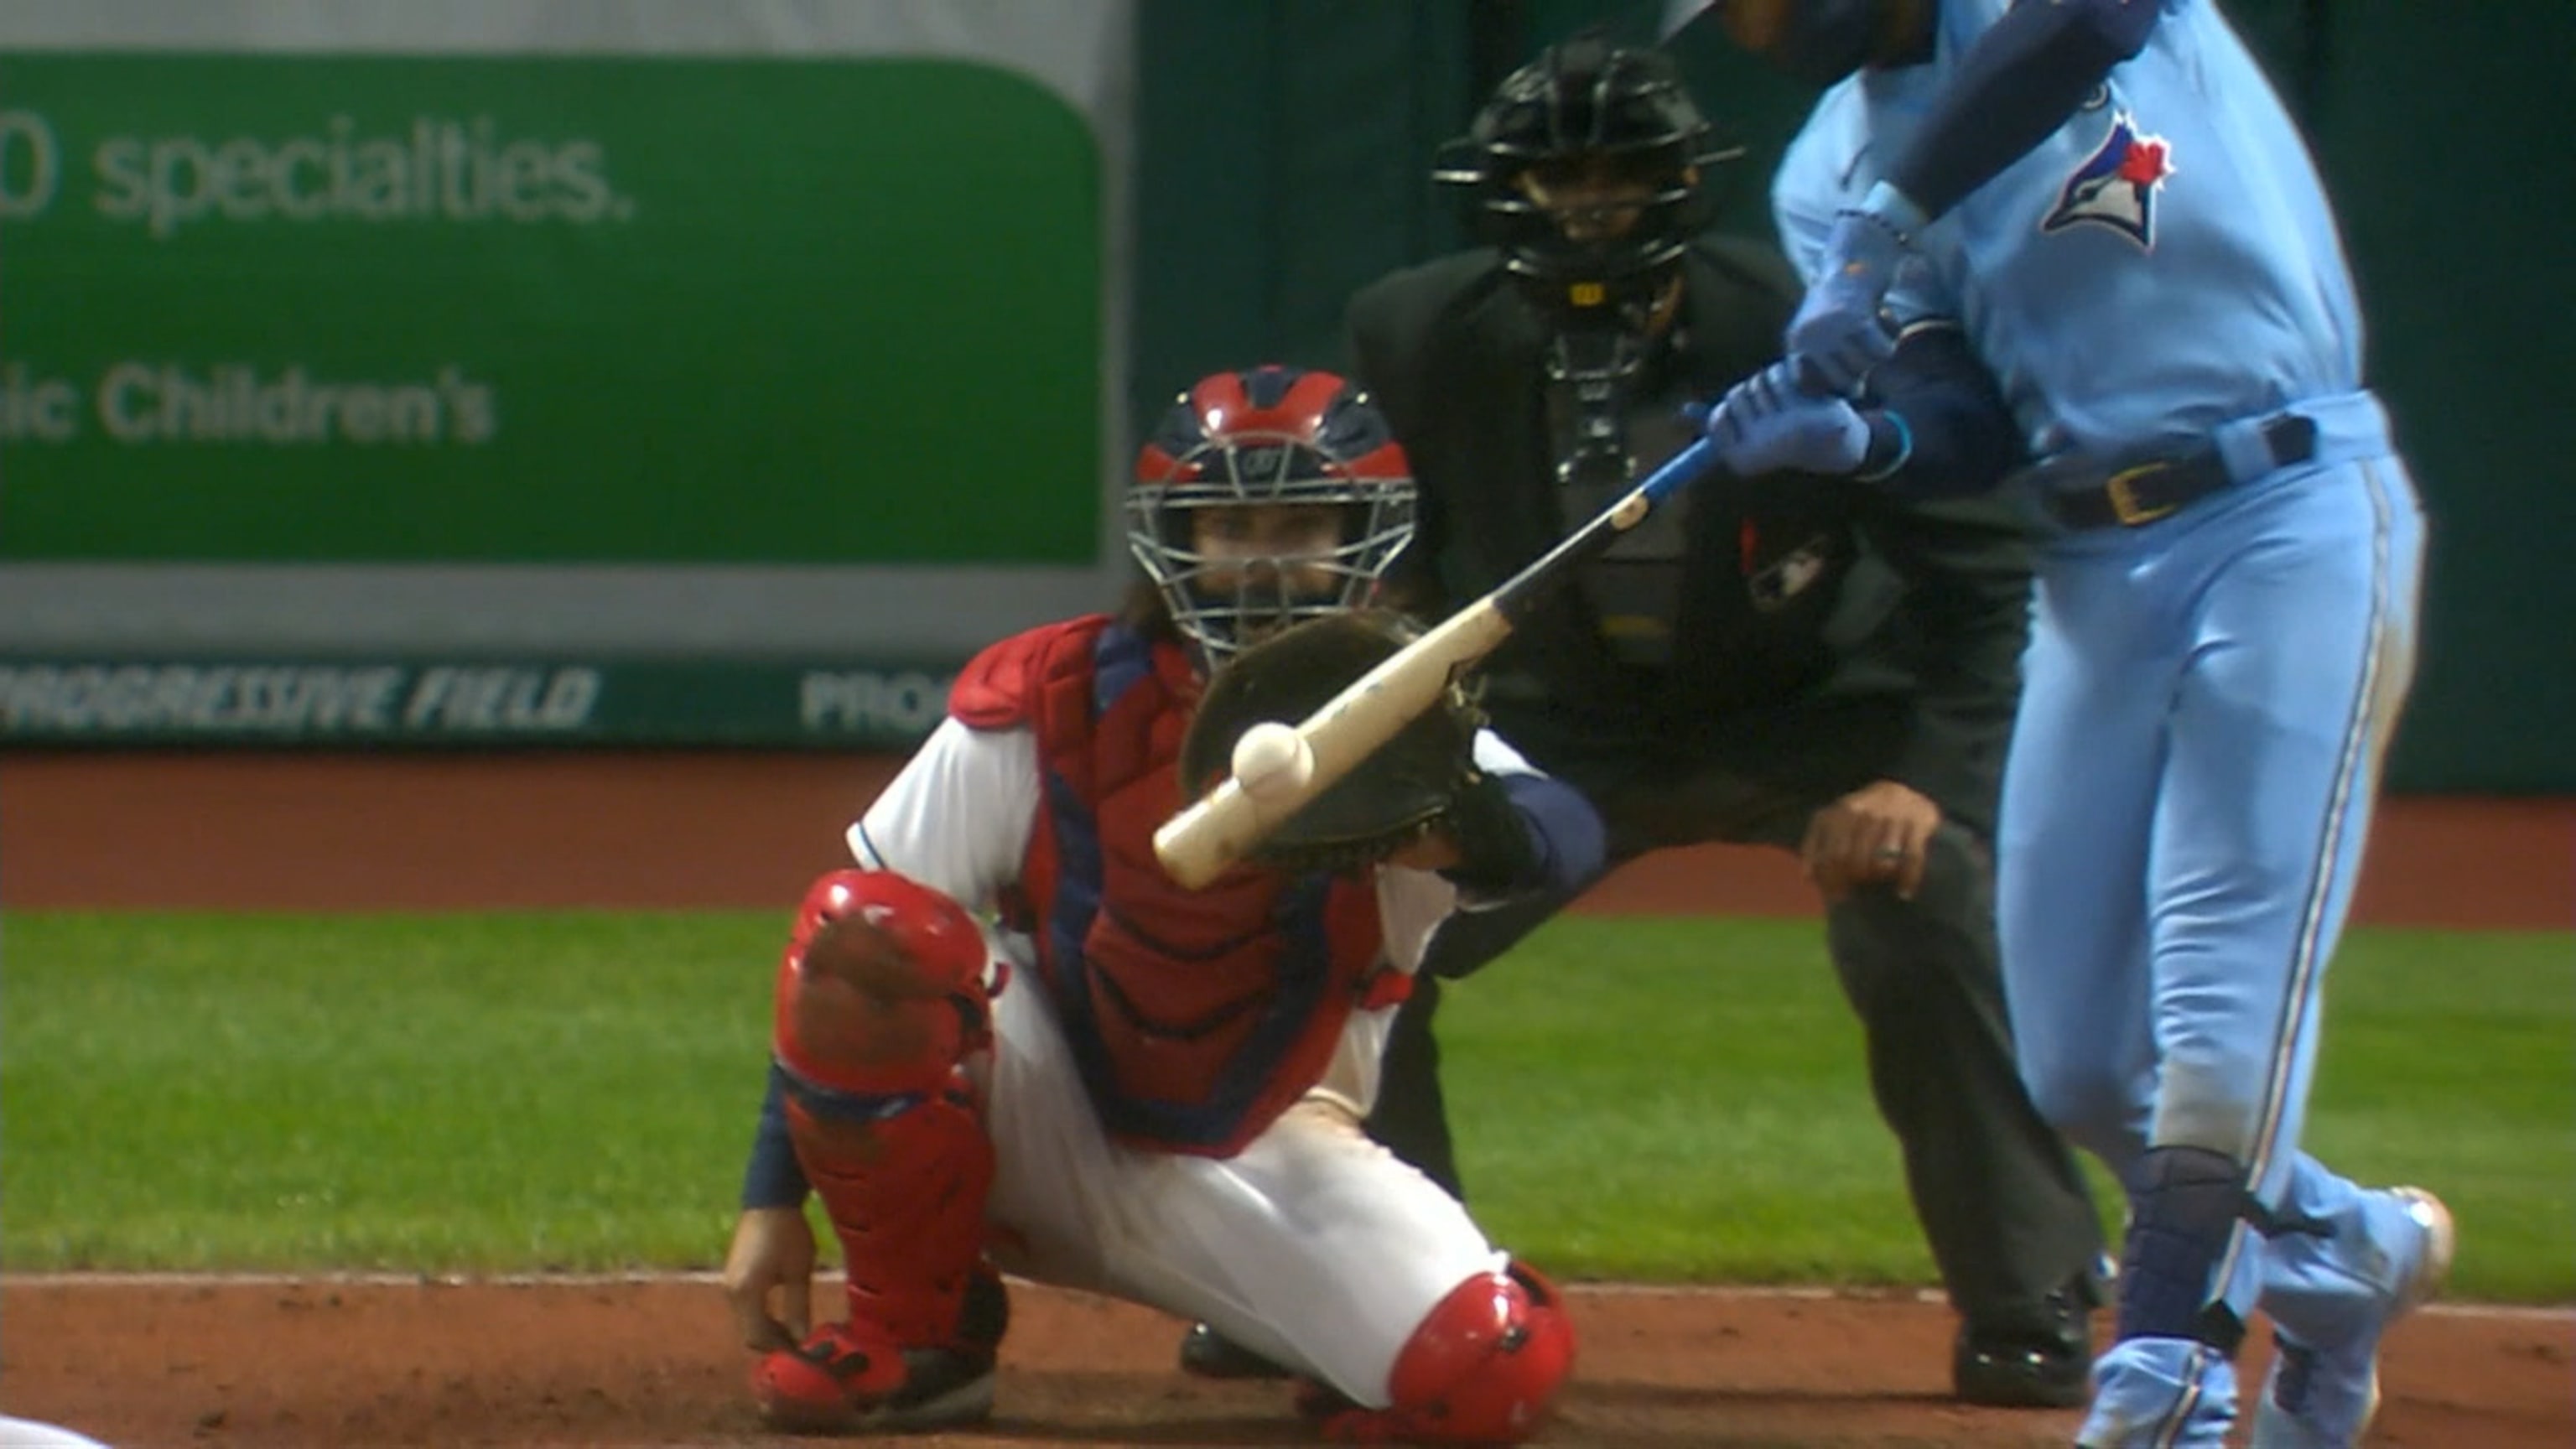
[1129,366,1416,668]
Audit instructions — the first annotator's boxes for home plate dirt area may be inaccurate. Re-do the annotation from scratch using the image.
[3,753,2569,1448]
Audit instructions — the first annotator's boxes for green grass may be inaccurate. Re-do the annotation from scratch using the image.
[2,911,783,1270]
[3,911,2568,1303]
[1438,920,2576,1302]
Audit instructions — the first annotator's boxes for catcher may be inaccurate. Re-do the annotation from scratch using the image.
[720,365,1603,1442]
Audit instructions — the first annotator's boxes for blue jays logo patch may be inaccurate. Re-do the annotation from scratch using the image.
[2043,112,2174,248]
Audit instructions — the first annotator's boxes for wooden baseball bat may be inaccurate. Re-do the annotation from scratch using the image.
[1153,436,1722,888]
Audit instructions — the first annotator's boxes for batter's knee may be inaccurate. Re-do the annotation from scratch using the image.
[1374,1260,1574,1444]
[2149,1055,2271,1163]
[773,869,994,1097]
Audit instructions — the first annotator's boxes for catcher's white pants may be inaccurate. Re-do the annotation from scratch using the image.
[0,1418,117,1448]
[972,972,1504,1410]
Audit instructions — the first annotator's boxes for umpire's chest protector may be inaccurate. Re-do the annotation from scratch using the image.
[948,616,1389,1158]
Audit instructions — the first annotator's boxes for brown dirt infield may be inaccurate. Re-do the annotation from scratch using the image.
[3,752,2569,1449]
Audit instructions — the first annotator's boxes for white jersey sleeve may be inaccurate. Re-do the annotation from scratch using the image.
[1470,725,1538,778]
[844,716,1040,913]
[1308,1003,1394,1121]
[1306,865,1461,1119]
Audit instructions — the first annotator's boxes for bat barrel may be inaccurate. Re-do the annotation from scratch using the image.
[1151,438,1722,887]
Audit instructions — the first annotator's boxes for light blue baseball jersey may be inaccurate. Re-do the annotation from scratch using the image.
[1780,0,2368,459]
[1770,3,2435,1397]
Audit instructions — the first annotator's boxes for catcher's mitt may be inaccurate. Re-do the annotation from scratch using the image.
[1177,610,1485,875]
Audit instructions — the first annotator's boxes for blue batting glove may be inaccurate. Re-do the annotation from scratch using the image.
[1786,181,1922,396]
[1701,361,1871,477]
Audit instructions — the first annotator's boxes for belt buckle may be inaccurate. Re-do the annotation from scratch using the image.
[2104,463,2178,527]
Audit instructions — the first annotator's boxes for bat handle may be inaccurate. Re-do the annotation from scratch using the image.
[1638,437,1717,507]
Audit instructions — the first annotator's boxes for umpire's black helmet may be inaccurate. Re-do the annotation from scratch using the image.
[1436,34,1743,324]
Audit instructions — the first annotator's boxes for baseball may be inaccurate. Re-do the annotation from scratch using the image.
[1230,721,1315,798]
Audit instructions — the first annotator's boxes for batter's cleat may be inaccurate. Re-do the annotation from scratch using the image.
[2248,1187,2454,1449]
[2072,1336,2237,1448]
[1177,1321,1296,1381]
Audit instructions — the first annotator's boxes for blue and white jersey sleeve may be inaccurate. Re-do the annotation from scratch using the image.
[1770,86,1854,285]
[1774,80,1963,329]
[1929,0,2186,55]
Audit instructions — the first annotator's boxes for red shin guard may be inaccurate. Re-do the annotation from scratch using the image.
[792,1086,996,1353]
[754,870,1001,1426]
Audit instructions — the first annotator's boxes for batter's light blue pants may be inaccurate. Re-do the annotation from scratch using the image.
[1997,392,2425,1332]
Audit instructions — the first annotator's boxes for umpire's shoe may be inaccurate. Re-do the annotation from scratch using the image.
[752,1270,1008,1433]
[2249,1187,2454,1449]
[1953,1277,2095,1408]
[1177,1321,1296,1381]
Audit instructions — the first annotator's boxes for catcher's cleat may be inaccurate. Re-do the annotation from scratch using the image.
[751,1324,996,1435]
[2248,1186,2454,1449]
[751,1269,1009,1435]
[1294,1380,1508,1446]
[1177,1321,1296,1381]
[1293,1377,1359,1421]
[1293,1379,1410,1444]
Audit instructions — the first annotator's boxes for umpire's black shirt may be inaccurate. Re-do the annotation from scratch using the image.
[1345,236,2035,838]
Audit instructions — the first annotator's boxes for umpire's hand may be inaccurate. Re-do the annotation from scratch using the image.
[1802,779,1940,901]
[724,1205,818,1353]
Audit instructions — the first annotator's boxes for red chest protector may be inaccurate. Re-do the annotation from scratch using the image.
[950,615,1398,1157]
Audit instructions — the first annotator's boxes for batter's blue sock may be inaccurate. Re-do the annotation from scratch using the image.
[2116,1145,2252,1352]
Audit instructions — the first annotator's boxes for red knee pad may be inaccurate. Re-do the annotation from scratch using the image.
[773,869,993,1097]
[1363,1260,1575,1444]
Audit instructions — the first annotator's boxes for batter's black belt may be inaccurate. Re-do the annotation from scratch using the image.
[2033,412,2320,530]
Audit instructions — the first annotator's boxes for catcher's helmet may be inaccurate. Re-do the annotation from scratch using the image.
[1436,34,1742,328]
[1129,366,1415,667]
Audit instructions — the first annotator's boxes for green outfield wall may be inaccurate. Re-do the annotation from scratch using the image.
[0,55,1098,566]
[0,2,1135,729]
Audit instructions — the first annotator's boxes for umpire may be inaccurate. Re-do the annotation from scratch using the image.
[1340,37,2101,1408]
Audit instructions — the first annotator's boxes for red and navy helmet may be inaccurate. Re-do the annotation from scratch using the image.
[1128,366,1416,665]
